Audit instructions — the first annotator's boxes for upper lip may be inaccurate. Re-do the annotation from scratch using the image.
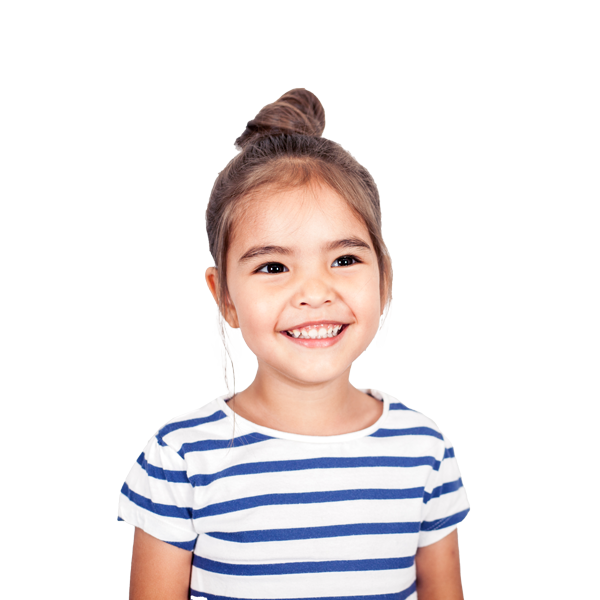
[280,320,348,331]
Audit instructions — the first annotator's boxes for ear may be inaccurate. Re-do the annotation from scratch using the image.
[205,267,240,328]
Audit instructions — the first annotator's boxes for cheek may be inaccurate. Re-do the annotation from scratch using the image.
[351,270,382,319]
[231,283,280,334]
[364,292,383,333]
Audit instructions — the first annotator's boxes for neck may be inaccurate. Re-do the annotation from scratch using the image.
[228,363,382,436]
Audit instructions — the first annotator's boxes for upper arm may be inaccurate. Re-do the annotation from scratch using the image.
[415,528,464,600]
[130,527,193,600]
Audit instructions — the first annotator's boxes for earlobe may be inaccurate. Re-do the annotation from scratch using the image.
[223,301,240,329]
[205,267,240,329]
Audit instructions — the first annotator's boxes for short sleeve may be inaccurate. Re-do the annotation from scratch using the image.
[118,435,197,551]
[419,435,470,547]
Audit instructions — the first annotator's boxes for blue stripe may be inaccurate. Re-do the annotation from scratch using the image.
[193,487,424,519]
[444,447,455,459]
[156,410,228,446]
[389,402,411,411]
[178,432,273,458]
[421,508,470,531]
[117,516,124,521]
[136,452,189,483]
[120,482,192,519]
[165,538,196,551]
[371,427,444,441]
[207,521,420,543]
[191,581,416,600]
[189,455,437,487]
[193,555,414,576]
[424,478,463,504]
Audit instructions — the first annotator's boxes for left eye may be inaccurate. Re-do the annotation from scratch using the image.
[331,255,358,267]
[257,262,289,274]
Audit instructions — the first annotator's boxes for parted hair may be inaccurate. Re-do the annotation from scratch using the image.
[206,88,393,314]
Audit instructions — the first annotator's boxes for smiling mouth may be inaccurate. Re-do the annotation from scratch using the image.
[284,324,347,340]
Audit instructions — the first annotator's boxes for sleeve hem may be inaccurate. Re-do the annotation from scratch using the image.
[418,523,459,547]
[118,494,197,551]
[418,509,470,548]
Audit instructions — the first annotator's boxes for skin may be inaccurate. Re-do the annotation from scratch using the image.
[415,529,464,600]
[208,183,384,436]
[130,528,192,600]
[129,183,464,599]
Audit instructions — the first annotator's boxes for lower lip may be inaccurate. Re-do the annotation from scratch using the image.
[280,325,348,348]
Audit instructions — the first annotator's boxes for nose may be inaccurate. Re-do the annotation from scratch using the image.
[292,273,334,308]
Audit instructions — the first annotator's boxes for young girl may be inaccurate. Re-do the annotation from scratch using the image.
[119,89,470,600]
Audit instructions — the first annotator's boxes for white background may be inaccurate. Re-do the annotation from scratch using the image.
[0,0,600,600]
[117,88,470,599]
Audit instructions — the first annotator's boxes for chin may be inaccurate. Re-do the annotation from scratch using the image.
[276,363,352,386]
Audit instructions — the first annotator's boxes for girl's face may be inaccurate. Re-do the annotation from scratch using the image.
[213,184,382,387]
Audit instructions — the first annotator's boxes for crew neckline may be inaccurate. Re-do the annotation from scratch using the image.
[217,388,390,444]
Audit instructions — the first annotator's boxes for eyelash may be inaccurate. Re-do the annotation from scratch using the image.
[255,255,362,274]
[256,262,289,274]
[331,255,361,267]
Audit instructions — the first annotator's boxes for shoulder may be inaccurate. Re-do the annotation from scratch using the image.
[151,396,232,456]
[370,389,452,457]
[371,389,443,431]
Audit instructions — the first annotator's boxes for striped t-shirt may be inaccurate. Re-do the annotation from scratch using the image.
[119,389,469,600]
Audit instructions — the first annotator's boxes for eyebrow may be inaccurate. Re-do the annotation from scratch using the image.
[238,245,292,263]
[325,237,372,253]
[238,237,372,264]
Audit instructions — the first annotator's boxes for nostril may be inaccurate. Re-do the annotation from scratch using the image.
[299,299,332,306]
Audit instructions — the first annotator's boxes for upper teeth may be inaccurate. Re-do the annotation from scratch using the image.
[287,324,344,339]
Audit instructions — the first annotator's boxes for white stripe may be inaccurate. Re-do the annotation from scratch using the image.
[125,461,191,506]
[195,498,425,532]
[195,464,431,503]
[195,565,417,599]
[200,531,421,562]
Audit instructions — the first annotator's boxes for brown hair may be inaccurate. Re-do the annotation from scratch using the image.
[206,88,393,316]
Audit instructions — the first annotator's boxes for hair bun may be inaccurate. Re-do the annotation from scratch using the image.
[235,88,325,149]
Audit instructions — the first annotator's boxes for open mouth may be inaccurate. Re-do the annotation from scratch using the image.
[284,324,347,340]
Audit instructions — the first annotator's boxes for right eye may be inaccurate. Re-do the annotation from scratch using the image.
[256,262,288,274]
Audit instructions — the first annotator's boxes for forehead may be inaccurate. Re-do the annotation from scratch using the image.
[230,185,369,254]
